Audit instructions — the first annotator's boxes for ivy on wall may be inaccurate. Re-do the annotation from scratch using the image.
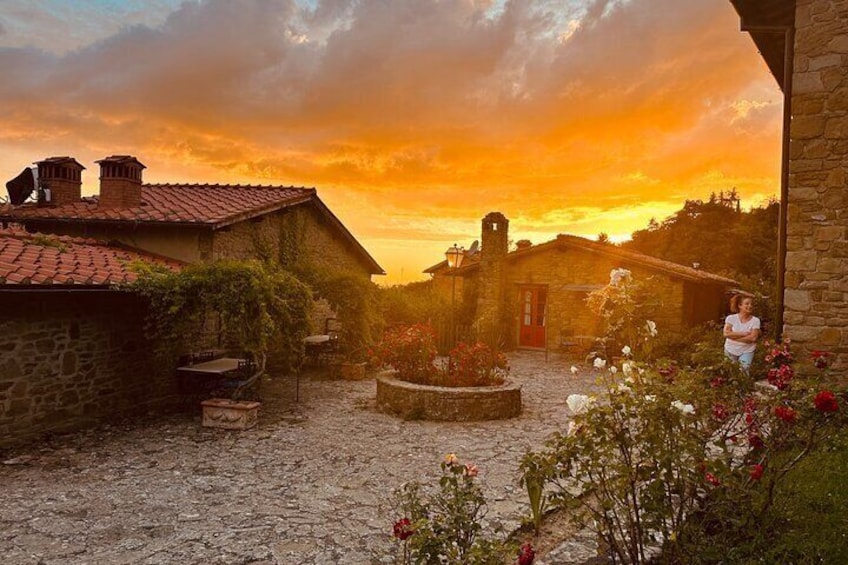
[129,260,312,375]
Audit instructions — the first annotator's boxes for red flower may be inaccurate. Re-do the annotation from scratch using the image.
[709,376,725,389]
[750,464,764,481]
[518,543,536,565]
[814,390,839,413]
[705,472,721,487]
[748,433,764,450]
[393,518,414,541]
[774,405,797,424]
[711,403,729,422]
[811,350,832,370]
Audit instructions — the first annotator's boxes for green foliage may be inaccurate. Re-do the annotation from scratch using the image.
[372,324,438,383]
[389,455,513,564]
[381,280,450,325]
[586,268,660,359]
[130,260,312,375]
[372,325,509,387]
[522,277,846,564]
[306,268,383,358]
[445,342,508,387]
[624,195,779,319]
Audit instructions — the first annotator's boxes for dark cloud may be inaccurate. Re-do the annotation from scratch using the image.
[0,0,782,281]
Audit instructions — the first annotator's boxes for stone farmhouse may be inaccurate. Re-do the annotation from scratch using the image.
[0,228,182,445]
[427,212,737,351]
[0,155,383,445]
[730,0,848,369]
[0,155,383,280]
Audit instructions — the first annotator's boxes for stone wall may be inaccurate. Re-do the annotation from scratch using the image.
[503,246,692,350]
[0,292,175,447]
[785,0,848,369]
[376,375,521,421]
[211,205,373,279]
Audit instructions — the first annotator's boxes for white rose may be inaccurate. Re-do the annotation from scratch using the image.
[566,394,592,415]
[609,366,618,374]
[645,320,658,338]
[570,365,579,375]
[621,345,632,356]
[671,400,695,415]
[645,395,657,403]
[593,357,607,370]
[622,362,633,377]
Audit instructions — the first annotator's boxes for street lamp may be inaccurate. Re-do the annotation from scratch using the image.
[445,244,465,350]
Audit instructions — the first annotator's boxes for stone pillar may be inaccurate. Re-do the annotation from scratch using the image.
[475,212,509,347]
[785,0,848,369]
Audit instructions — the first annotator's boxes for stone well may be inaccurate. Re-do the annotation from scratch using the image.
[376,374,522,421]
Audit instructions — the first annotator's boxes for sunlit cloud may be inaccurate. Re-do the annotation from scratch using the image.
[0,0,783,284]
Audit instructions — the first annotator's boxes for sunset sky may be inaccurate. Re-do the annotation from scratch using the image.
[0,0,783,284]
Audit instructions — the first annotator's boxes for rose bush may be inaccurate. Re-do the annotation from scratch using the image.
[521,274,846,563]
[388,455,514,564]
[372,324,509,388]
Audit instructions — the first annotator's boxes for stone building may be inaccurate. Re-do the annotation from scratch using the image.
[0,155,384,280]
[427,213,737,351]
[0,227,181,446]
[731,0,848,369]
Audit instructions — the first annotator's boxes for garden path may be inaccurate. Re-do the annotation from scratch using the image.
[1,351,601,565]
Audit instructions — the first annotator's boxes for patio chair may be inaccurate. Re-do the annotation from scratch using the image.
[559,327,580,357]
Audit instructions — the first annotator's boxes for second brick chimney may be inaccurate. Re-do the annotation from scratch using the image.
[35,156,85,206]
[96,155,145,208]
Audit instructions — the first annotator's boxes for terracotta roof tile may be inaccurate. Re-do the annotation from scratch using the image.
[0,226,182,288]
[0,184,315,226]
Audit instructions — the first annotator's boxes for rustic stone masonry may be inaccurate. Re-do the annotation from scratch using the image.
[212,205,373,279]
[476,212,510,346]
[503,248,689,350]
[785,0,848,369]
[0,292,175,447]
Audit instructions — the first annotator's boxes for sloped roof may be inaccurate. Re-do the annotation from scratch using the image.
[0,184,384,275]
[729,0,796,90]
[0,227,181,287]
[545,235,737,285]
[427,233,738,286]
[0,184,315,227]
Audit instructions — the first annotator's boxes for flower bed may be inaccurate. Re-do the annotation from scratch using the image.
[376,373,521,421]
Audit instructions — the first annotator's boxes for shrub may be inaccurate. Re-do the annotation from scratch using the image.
[522,271,846,563]
[389,455,515,564]
[372,324,439,384]
[372,325,510,387]
[444,342,508,387]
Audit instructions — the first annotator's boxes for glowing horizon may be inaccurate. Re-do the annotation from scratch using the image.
[0,0,783,285]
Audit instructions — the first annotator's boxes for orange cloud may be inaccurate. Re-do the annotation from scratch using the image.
[0,0,782,284]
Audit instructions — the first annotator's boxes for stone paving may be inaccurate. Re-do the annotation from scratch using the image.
[0,351,601,565]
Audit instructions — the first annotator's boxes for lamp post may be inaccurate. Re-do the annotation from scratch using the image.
[445,244,465,351]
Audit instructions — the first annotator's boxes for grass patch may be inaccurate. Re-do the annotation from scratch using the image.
[724,427,848,564]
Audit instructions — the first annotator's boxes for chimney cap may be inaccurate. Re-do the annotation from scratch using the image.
[95,155,146,169]
[34,156,86,170]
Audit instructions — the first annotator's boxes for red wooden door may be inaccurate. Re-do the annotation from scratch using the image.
[519,287,547,348]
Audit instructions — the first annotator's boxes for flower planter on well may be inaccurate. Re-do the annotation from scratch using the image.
[200,398,260,430]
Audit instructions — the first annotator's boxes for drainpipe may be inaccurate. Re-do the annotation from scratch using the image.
[741,23,795,343]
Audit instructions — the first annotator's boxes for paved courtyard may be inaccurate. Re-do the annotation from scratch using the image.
[1,351,600,564]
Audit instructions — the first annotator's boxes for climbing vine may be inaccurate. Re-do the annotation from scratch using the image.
[129,260,312,375]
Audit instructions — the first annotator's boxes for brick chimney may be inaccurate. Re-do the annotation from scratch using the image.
[96,155,145,208]
[35,157,85,206]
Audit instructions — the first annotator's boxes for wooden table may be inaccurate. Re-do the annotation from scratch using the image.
[177,357,242,376]
[176,357,248,398]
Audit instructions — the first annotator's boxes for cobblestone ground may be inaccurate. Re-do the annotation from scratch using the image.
[1,351,601,565]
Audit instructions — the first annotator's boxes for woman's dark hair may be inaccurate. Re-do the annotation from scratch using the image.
[729,294,754,314]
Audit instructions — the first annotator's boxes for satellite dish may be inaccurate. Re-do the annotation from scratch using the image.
[5,166,37,205]
[467,240,480,255]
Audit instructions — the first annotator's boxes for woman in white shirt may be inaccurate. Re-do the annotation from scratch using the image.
[723,295,760,373]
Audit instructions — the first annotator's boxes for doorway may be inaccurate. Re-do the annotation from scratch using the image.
[519,286,547,348]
